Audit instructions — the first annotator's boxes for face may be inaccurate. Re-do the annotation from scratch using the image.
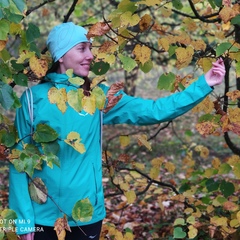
[58,42,93,77]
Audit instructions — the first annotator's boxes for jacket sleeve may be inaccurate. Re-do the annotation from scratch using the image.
[9,90,35,235]
[103,75,213,125]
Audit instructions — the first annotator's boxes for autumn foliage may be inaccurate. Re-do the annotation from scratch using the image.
[0,0,240,239]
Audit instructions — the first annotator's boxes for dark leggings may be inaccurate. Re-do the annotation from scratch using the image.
[34,221,102,240]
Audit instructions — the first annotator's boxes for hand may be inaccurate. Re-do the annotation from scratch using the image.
[18,232,35,240]
[205,58,226,87]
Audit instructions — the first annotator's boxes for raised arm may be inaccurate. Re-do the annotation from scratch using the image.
[103,59,225,125]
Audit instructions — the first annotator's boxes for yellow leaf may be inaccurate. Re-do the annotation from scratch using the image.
[151,157,164,168]
[230,219,239,228]
[138,0,162,6]
[237,211,240,223]
[161,7,172,17]
[67,89,84,112]
[48,87,67,113]
[183,17,197,32]
[158,38,169,51]
[219,6,238,23]
[228,108,240,124]
[194,145,209,159]
[212,157,221,169]
[191,40,206,51]
[133,134,152,151]
[119,135,130,148]
[9,23,22,35]
[149,166,159,179]
[164,162,175,173]
[82,95,96,115]
[175,46,194,69]
[207,205,214,214]
[132,162,145,170]
[226,90,240,101]
[54,215,71,240]
[124,231,134,240]
[197,57,214,73]
[139,14,152,32]
[192,96,214,114]
[64,132,86,154]
[188,225,198,239]
[124,190,136,204]
[187,216,196,225]
[133,44,151,65]
[120,11,140,27]
[29,55,48,78]
[210,216,228,227]
[184,208,194,215]
[90,76,106,89]
[16,50,35,63]
[120,182,129,191]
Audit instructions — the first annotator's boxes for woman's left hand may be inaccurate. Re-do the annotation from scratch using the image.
[205,58,226,87]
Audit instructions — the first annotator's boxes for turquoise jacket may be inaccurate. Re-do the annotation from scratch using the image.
[9,73,212,234]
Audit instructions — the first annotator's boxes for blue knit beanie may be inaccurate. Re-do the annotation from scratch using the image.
[47,22,90,62]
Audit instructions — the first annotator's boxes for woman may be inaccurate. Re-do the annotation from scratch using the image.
[9,22,225,240]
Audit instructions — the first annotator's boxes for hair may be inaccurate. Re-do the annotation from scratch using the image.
[40,61,91,96]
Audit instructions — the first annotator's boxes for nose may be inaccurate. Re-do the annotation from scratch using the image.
[86,48,94,61]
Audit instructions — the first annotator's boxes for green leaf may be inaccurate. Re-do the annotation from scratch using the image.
[33,123,59,143]
[231,14,240,26]
[172,0,183,10]
[69,76,85,86]
[220,180,235,198]
[92,86,106,110]
[91,61,110,75]
[174,218,185,226]
[139,59,153,73]
[0,19,10,40]
[214,0,223,8]
[168,45,178,58]
[29,177,48,204]
[179,183,191,193]
[11,60,25,71]
[0,82,15,110]
[218,163,231,174]
[67,89,84,112]
[236,61,240,78]
[0,125,17,147]
[118,0,138,13]
[42,153,60,169]
[1,209,17,228]
[216,42,239,57]
[72,198,93,222]
[3,8,22,23]
[206,178,220,192]
[0,0,10,8]
[173,227,186,239]
[208,0,216,9]
[26,23,40,44]
[157,72,176,91]
[198,113,221,123]
[12,0,26,13]
[42,141,60,155]
[119,54,137,72]
[13,73,28,86]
